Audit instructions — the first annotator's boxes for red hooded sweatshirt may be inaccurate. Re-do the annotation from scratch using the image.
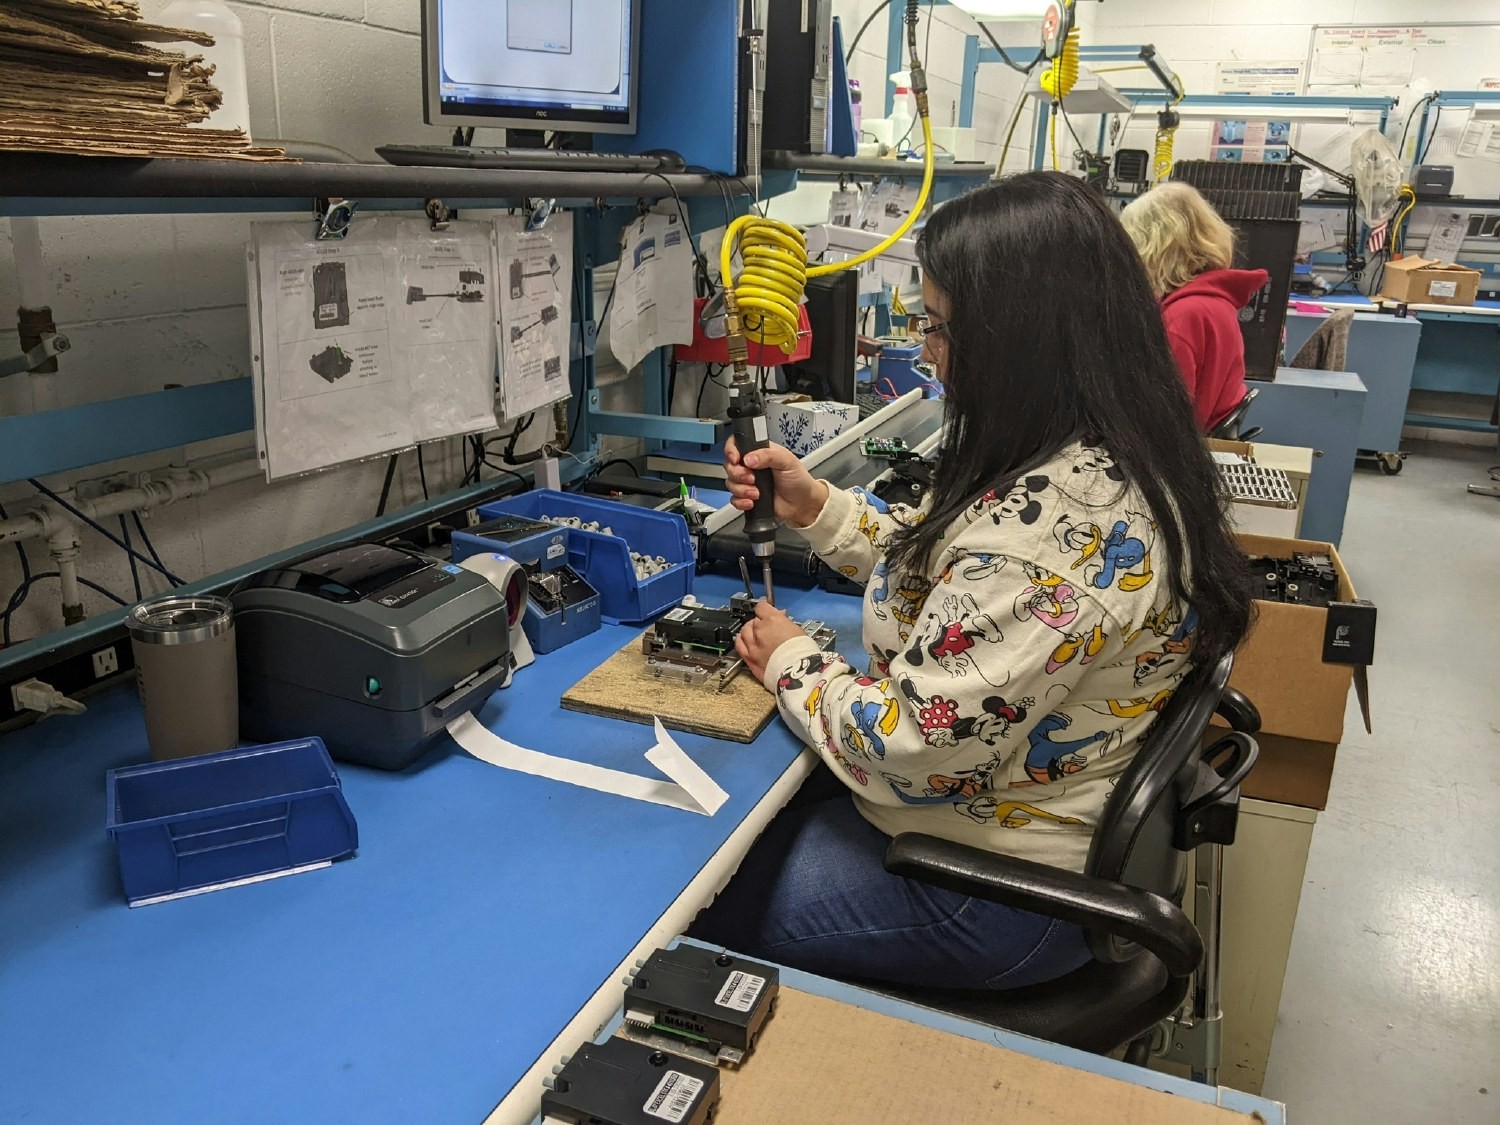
[1159,268,1269,431]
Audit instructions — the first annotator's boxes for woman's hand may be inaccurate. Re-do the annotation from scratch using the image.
[735,600,810,684]
[724,438,830,529]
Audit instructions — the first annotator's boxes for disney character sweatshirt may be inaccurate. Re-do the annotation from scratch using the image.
[1160,267,1268,432]
[763,440,1198,875]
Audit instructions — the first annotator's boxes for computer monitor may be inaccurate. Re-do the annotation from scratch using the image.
[421,0,642,134]
[784,271,859,403]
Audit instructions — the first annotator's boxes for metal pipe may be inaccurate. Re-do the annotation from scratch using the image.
[49,531,84,624]
[0,455,262,547]
[9,218,48,310]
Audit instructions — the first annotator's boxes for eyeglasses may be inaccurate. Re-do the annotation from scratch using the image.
[914,317,949,341]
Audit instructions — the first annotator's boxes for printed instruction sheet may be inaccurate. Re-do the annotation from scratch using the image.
[608,206,696,373]
[249,217,499,480]
[496,212,575,418]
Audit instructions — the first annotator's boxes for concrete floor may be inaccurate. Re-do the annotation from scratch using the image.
[1262,441,1500,1123]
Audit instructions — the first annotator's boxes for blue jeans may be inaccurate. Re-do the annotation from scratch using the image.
[690,772,1092,990]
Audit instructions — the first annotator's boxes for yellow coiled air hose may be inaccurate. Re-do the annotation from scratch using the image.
[718,114,935,357]
[1040,24,1079,171]
[1040,28,1080,101]
[720,0,935,362]
[1153,106,1181,183]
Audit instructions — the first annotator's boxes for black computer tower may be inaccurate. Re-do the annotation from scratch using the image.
[741,0,832,166]
[784,271,859,403]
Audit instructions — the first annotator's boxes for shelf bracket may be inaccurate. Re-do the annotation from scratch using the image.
[0,332,70,380]
[314,197,359,241]
[425,197,453,231]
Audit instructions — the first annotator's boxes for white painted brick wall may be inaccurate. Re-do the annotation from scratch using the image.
[0,1,547,643]
[1092,0,1500,165]
[835,0,1036,166]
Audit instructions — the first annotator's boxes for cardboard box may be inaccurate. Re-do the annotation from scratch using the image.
[766,395,858,457]
[1209,439,1313,539]
[709,986,1265,1123]
[1222,532,1373,810]
[1379,255,1481,306]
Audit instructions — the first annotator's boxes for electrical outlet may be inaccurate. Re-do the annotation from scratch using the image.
[91,646,119,679]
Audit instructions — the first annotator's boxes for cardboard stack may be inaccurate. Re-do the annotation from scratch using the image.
[0,0,286,160]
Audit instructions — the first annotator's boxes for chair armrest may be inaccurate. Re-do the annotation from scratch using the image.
[1216,686,1261,735]
[883,833,1203,978]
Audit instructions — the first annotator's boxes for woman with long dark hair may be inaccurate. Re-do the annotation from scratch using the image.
[691,172,1250,990]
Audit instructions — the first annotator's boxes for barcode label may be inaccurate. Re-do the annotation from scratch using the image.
[663,607,693,622]
[318,302,338,319]
[1428,280,1458,298]
[643,1071,704,1122]
[714,971,766,1012]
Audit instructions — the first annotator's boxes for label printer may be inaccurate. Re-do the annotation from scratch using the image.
[233,543,524,770]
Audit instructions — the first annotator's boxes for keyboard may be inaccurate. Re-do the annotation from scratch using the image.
[376,145,686,173]
[856,392,890,420]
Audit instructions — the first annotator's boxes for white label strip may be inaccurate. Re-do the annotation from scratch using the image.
[713,971,766,1012]
[643,1071,704,1122]
[447,713,728,816]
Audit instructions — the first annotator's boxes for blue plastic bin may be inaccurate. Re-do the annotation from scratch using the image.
[478,490,694,623]
[105,738,358,906]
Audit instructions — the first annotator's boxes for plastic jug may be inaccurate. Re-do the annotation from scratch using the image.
[158,0,252,139]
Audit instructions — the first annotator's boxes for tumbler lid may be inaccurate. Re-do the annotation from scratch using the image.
[127,595,234,646]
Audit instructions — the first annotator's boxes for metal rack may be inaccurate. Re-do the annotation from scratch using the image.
[0,153,753,483]
[1034,91,1396,173]
[0,150,762,676]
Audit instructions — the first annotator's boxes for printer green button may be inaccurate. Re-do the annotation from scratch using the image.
[365,676,383,697]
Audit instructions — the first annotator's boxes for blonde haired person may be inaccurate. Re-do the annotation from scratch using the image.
[1120,182,1268,431]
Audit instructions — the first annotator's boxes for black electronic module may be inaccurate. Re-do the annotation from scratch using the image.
[540,1037,720,1125]
[621,945,780,1067]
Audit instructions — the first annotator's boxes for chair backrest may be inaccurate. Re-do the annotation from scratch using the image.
[1209,389,1259,439]
[1080,652,1233,963]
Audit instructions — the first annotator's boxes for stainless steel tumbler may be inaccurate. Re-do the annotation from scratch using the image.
[127,594,239,761]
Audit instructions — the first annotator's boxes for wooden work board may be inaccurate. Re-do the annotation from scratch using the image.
[692,987,1269,1124]
[560,633,779,743]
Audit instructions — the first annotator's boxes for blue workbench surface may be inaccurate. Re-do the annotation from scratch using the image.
[0,573,865,1124]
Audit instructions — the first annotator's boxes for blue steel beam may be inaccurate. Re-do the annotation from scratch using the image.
[1433,90,1500,107]
[1116,90,1395,112]
[586,399,720,444]
[0,380,255,483]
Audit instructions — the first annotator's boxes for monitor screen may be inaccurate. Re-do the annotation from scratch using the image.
[423,0,640,133]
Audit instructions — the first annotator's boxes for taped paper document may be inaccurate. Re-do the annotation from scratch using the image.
[608,207,697,372]
[447,713,728,816]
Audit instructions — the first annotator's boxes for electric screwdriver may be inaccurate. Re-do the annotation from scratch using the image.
[716,0,936,608]
[727,375,778,606]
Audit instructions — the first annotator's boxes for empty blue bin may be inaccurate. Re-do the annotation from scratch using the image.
[106,738,358,906]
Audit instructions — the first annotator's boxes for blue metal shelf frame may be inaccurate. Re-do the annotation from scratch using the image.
[1414,90,1500,175]
[957,41,1182,131]
[1032,92,1394,172]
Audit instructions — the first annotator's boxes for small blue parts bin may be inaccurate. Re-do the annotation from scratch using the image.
[478,490,694,623]
[105,737,358,907]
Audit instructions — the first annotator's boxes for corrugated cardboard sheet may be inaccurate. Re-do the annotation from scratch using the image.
[704,988,1270,1124]
[0,0,287,160]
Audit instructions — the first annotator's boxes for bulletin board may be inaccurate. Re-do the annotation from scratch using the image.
[1308,22,1500,199]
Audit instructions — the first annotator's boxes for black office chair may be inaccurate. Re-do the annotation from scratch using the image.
[1210,388,1262,442]
[880,653,1259,1083]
